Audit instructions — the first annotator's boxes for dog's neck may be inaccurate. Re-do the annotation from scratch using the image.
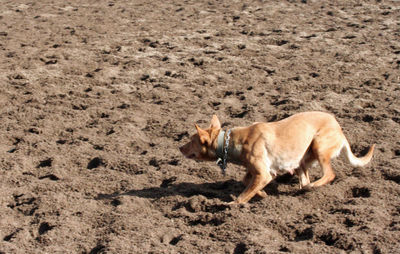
[215,128,242,166]
[215,130,227,159]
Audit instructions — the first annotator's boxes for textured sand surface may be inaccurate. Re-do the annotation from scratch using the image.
[1,0,399,253]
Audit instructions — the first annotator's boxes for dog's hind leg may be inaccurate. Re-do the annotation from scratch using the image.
[309,154,335,187]
[296,166,310,189]
[308,137,342,187]
[296,147,316,188]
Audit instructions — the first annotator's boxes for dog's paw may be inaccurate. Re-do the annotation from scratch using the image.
[227,200,246,206]
[227,201,249,208]
[256,190,268,199]
[301,184,313,191]
[227,200,239,205]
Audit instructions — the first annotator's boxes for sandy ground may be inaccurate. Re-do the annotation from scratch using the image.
[1,0,399,253]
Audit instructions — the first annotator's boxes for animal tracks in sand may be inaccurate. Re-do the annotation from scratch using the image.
[1,0,399,253]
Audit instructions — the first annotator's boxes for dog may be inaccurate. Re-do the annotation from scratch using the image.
[179,111,375,204]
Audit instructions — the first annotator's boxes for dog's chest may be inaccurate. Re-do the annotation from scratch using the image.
[265,149,300,175]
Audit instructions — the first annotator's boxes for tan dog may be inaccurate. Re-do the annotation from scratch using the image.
[179,111,375,204]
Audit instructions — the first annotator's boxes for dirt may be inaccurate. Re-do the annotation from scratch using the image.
[0,0,399,253]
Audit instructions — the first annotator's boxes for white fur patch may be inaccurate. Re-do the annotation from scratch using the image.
[342,140,365,167]
[264,148,300,176]
[263,148,275,176]
[332,141,346,159]
[275,159,300,175]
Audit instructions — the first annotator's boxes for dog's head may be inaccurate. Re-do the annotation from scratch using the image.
[179,115,221,161]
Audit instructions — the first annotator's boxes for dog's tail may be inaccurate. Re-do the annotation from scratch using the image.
[342,139,375,167]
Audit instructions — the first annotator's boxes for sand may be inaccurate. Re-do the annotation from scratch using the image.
[1,0,399,253]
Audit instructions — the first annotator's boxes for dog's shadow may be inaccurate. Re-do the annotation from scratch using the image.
[96,179,241,203]
[95,173,305,203]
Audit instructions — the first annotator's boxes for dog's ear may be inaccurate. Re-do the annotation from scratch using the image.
[195,124,210,145]
[209,115,221,129]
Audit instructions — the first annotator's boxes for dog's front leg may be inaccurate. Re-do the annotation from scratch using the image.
[231,161,273,204]
[242,172,268,198]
